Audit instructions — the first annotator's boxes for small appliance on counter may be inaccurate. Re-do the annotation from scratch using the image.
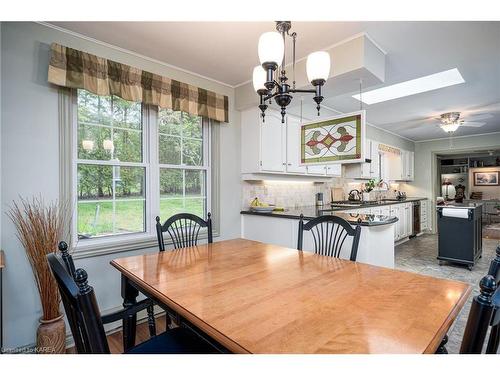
[396,191,407,200]
[316,192,324,206]
[436,204,482,270]
[348,189,361,201]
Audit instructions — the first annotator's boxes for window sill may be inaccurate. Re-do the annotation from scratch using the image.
[73,230,220,260]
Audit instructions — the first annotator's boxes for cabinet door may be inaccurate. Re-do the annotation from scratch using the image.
[404,203,412,236]
[260,112,285,172]
[307,165,326,175]
[285,116,306,174]
[370,141,380,179]
[390,205,400,240]
[398,205,406,239]
[326,164,341,176]
[360,140,372,178]
[400,150,407,180]
[408,152,414,181]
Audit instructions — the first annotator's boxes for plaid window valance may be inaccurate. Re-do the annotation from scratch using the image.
[48,43,229,123]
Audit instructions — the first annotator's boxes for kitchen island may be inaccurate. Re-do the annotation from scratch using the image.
[241,206,399,268]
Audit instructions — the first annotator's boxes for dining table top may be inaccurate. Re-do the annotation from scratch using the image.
[110,238,471,354]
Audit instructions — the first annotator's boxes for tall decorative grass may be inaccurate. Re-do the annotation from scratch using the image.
[7,197,71,321]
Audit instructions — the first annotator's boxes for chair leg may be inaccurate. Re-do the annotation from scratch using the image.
[146,304,156,337]
[435,334,448,354]
[165,312,172,330]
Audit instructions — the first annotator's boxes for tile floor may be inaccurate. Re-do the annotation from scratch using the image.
[395,234,499,353]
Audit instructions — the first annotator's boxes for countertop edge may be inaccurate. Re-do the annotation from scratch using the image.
[240,210,399,226]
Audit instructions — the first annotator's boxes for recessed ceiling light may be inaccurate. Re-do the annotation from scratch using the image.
[352,68,465,105]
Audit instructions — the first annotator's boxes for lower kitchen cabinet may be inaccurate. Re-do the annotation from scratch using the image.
[341,201,419,242]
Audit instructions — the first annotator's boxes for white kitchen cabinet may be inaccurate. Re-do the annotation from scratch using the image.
[285,115,306,174]
[403,202,413,237]
[344,139,380,180]
[398,150,415,181]
[241,107,341,178]
[380,150,402,182]
[326,164,342,176]
[307,165,327,176]
[420,199,429,232]
[260,111,286,172]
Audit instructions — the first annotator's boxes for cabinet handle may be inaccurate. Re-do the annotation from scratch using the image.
[282,163,286,166]
[287,163,292,166]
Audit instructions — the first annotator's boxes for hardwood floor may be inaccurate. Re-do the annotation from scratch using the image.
[67,316,167,354]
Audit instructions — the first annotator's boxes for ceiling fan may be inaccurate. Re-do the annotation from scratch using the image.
[396,102,499,134]
[438,111,486,133]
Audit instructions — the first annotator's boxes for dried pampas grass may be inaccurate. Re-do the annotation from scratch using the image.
[8,196,71,320]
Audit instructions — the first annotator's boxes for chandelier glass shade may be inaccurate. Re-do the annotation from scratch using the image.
[258,32,284,66]
[306,51,331,82]
[252,66,267,92]
[254,21,331,123]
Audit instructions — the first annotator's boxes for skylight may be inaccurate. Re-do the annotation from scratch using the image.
[352,68,465,105]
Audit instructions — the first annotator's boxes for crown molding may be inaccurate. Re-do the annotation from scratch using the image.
[414,131,500,143]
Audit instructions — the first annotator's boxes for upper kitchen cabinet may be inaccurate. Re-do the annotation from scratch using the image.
[285,115,306,174]
[398,150,415,181]
[344,139,380,180]
[240,108,341,178]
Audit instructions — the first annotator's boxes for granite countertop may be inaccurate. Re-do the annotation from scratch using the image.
[240,198,429,226]
[328,197,427,211]
[241,206,398,226]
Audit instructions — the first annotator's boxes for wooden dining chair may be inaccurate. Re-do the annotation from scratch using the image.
[436,247,500,354]
[459,274,499,354]
[47,253,219,354]
[56,242,157,340]
[156,212,213,251]
[297,214,361,261]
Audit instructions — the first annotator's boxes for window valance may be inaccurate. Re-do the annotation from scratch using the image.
[48,43,229,123]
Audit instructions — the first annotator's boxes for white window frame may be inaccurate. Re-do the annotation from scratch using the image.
[61,89,218,259]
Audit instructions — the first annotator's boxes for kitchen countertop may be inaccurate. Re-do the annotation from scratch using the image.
[327,197,427,210]
[241,206,399,226]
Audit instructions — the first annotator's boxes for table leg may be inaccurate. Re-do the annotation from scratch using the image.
[121,274,138,351]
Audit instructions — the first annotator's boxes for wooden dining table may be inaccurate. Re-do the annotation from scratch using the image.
[110,238,471,354]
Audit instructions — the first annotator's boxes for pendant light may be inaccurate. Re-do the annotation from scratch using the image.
[254,21,331,123]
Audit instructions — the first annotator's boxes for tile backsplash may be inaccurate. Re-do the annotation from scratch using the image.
[242,179,401,209]
[242,179,351,208]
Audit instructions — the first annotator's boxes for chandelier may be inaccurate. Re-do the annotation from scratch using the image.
[252,21,331,123]
[439,112,460,133]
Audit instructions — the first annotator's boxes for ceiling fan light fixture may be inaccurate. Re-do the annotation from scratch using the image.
[440,123,460,133]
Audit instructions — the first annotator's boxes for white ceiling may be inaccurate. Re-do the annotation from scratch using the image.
[49,21,500,141]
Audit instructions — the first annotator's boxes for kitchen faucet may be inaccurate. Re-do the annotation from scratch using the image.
[377,181,390,202]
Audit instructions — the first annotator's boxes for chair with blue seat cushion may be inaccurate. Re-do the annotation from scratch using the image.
[47,253,219,354]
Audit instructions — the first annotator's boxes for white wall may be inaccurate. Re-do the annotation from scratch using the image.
[0,22,241,349]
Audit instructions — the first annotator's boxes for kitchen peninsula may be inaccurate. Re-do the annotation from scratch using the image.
[241,198,429,268]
